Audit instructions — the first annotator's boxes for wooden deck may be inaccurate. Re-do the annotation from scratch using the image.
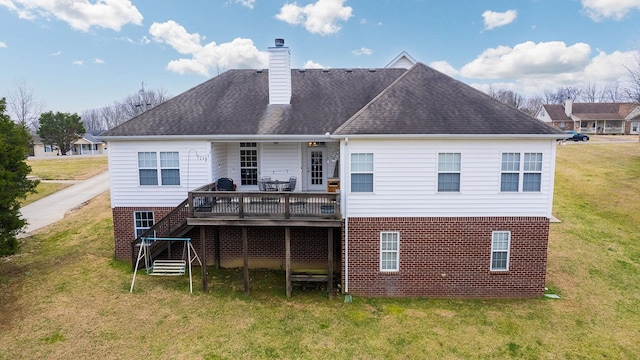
[188,190,341,222]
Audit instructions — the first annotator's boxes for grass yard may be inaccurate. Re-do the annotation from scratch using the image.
[1,143,639,359]
[21,156,108,205]
[27,156,108,180]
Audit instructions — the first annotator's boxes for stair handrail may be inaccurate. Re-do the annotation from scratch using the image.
[129,183,215,269]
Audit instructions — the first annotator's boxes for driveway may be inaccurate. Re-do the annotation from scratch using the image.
[19,171,110,237]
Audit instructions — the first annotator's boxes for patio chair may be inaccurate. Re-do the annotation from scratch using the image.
[282,176,297,191]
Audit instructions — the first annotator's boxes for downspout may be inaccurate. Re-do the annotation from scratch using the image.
[343,138,349,293]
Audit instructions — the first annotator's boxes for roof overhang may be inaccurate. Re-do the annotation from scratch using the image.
[330,133,568,140]
[96,134,337,142]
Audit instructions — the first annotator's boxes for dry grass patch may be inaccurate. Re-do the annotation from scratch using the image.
[27,156,108,180]
[1,143,639,359]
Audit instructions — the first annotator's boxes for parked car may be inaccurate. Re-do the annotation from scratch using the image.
[564,130,589,142]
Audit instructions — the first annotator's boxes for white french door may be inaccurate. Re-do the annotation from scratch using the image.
[307,147,326,191]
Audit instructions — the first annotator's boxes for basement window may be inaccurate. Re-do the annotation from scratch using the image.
[490,231,510,271]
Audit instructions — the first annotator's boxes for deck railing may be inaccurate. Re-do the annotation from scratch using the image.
[188,190,341,220]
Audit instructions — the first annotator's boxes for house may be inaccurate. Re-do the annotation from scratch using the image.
[100,39,565,298]
[30,130,106,157]
[537,98,640,135]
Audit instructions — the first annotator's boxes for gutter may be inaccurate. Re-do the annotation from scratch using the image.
[97,134,336,142]
[330,133,567,140]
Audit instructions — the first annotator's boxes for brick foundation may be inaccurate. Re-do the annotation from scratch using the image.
[113,207,336,269]
[343,217,549,298]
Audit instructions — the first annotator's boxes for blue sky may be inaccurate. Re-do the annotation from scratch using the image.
[1,0,640,117]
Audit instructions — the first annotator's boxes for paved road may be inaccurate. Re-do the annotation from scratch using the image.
[19,171,110,237]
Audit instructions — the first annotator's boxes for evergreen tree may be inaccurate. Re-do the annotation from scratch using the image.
[37,111,85,155]
[0,98,38,255]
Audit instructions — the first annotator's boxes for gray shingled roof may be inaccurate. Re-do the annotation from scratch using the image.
[336,63,560,135]
[101,63,561,138]
[543,102,639,121]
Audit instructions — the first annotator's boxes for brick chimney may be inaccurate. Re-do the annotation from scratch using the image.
[268,38,291,105]
[564,97,573,117]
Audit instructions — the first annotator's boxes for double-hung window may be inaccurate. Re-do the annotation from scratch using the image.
[490,231,511,271]
[380,231,399,272]
[138,151,181,186]
[438,153,461,192]
[138,152,158,185]
[134,211,154,238]
[160,152,180,185]
[351,153,373,192]
[500,152,542,192]
[523,153,542,192]
[240,142,258,186]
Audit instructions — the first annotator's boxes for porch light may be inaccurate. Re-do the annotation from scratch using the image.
[308,141,318,147]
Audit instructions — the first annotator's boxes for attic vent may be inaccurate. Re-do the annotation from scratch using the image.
[298,69,306,73]
[322,69,330,73]
[369,68,377,72]
[345,69,353,73]
[256,69,263,73]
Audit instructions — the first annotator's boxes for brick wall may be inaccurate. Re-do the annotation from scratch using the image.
[343,217,549,298]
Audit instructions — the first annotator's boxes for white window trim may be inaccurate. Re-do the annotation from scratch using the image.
[500,152,543,193]
[138,151,181,187]
[380,231,400,272]
[490,231,511,271]
[133,211,155,238]
[437,152,461,193]
[350,152,374,193]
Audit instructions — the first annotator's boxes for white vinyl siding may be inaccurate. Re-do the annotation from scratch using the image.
[380,231,399,272]
[343,139,557,218]
[109,141,210,207]
[490,231,511,271]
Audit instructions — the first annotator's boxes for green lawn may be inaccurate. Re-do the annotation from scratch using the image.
[1,143,638,359]
[27,156,108,180]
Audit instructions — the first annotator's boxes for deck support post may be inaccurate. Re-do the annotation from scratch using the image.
[328,228,334,297]
[243,227,250,295]
[214,227,220,270]
[285,227,292,298]
[200,226,208,292]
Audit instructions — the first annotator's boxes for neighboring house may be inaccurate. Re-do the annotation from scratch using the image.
[30,134,58,157]
[100,39,565,298]
[31,130,106,156]
[538,98,640,135]
[69,130,107,155]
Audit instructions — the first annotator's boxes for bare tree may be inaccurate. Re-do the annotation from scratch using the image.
[5,80,44,130]
[521,96,544,116]
[541,87,582,104]
[487,86,525,109]
[624,50,640,104]
[81,87,170,130]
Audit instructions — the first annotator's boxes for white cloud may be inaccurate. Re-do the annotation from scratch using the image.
[1,0,143,32]
[51,50,62,56]
[460,41,592,79]
[303,60,324,68]
[275,0,353,35]
[72,60,84,65]
[429,61,459,77]
[94,58,105,64]
[0,41,6,48]
[233,0,255,9]
[454,42,637,97]
[149,20,268,76]
[482,9,517,30]
[582,0,640,21]
[352,47,372,56]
